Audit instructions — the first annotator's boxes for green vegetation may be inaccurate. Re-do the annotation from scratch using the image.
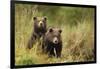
[15,4,95,65]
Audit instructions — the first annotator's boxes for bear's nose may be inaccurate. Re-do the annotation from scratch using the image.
[39,22,43,26]
[40,23,42,26]
[53,37,58,44]
[55,40,58,43]
[39,21,43,26]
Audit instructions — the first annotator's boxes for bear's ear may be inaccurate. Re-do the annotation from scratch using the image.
[59,29,62,33]
[33,17,37,20]
[43,16,47,21]
[49,28,53,32]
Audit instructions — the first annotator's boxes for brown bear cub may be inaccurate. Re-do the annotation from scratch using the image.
[42,27,62,58]
[27,17,47,49]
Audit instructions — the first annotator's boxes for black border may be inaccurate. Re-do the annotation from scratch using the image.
[10,0,97,68]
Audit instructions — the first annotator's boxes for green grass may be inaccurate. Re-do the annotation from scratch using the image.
[15,4,95,65]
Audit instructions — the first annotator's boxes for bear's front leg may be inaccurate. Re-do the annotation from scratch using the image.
[55,45,62,58]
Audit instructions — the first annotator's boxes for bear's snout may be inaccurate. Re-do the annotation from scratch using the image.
[53,37,58,44]
[39,21,44,27]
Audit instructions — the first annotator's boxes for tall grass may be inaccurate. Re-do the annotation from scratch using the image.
[15,4,95,65]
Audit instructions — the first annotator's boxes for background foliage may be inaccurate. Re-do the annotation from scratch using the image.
[15,3,95,65]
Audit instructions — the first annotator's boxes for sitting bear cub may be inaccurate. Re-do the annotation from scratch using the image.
[27,16,47,49]
[42,27,62,58]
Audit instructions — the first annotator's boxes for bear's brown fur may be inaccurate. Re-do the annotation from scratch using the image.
[42,27,62,58]
[27,17,47,49]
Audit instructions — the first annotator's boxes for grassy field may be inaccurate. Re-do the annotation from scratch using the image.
[15,4,95,65]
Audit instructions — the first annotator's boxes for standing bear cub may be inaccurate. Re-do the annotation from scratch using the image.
[27,16,47,49]
[42,27,62,58]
